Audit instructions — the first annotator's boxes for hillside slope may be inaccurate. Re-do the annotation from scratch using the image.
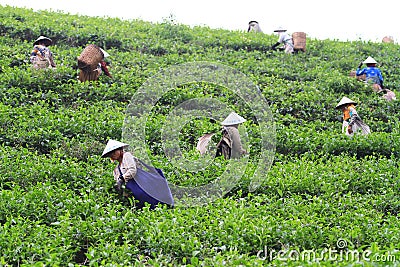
[1,5,399,266]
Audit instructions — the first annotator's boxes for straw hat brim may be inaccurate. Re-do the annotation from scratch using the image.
[221,112,246,126]
[363,56,377,64]
[34,36,52,46]
[335,97,357,109]
[101,140,129,157]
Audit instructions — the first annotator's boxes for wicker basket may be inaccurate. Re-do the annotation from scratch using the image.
[77,44,104,71]
[349,70,366,81]
[78,69,101,82]
[34,58,50,69]
[382,36,394,43]
[292,32,306,52]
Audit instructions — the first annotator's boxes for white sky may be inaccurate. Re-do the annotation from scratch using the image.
[1,0,398,42]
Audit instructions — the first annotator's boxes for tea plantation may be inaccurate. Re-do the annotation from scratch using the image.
[1,5,400,266]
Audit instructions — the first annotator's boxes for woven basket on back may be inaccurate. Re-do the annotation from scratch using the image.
[77,44,104,71]
[292,32,306,52]
[349,71,366,81]
[78,69,101,82]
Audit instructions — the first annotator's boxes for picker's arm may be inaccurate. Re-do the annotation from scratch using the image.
[271,42,281,50]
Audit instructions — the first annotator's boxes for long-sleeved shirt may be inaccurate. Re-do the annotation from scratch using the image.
[342,105,370,135]
[277,32,294,53]
[224,126,247,159]
[356,67,383,85]
[112,152,142,182]
[343,106,358,127]
[278,31,292,44]
[30,45,56,68]
[99,61,112,78]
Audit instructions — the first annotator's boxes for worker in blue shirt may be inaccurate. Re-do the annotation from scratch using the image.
[356,56,384,91]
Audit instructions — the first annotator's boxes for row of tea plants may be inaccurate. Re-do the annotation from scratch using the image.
[1,5,399,266]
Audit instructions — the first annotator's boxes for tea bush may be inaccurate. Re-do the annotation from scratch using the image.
[1,5,400,266]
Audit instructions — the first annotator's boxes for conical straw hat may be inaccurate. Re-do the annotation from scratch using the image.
[101,139,129,157]
[99,48,110,58]
[335,97,357,109]
[248,21,259,25]
[33,36,52,46]
[221,112,246,126]
[363,56,377,64]
[274,26,287,32]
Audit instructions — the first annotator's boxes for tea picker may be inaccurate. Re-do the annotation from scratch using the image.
[30,36,56,69]
[335,97,371,136]
[197,112,248,159]
[77,44,112,82]
[356,56,384,92]
[270,27,294,54]
[101,140,174,209]
[247,21,263,33]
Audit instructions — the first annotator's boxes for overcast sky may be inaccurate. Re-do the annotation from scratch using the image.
[1,0,398,42]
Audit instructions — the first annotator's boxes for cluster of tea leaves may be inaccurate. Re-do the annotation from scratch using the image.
[1,5,400,266]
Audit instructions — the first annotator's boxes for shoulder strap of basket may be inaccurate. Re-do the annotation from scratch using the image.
[136,158,158,173]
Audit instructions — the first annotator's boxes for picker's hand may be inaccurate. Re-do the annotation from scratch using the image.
[114,176,125,192]
[358,61,363,69]
[347,125,353,134]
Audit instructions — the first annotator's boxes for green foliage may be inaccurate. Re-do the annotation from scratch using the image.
[1,4,400,266]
